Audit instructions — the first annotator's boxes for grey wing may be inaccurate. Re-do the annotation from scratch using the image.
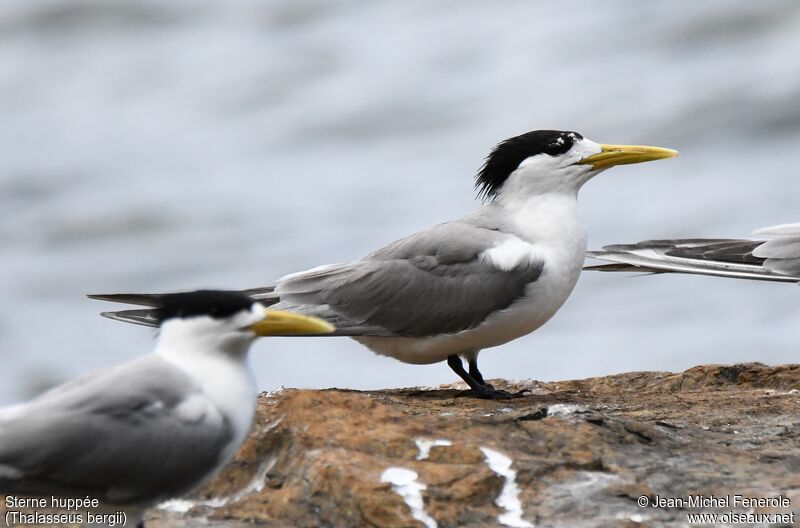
[274,220,545,336]
[586,234,800,282]
[0,356,233,504]
[90,220,545,335]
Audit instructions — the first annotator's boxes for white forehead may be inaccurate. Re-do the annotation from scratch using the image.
[571,137,602,159]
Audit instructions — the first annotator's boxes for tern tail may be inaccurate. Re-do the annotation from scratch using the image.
[87,293,167,307]
[88,286,279,308]
[586,237,800,283]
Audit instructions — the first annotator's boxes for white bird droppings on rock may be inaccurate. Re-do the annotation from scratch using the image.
[546,403,586,416]
[381,467,437,528]
[480,447,534,528]
[415,438,452,460]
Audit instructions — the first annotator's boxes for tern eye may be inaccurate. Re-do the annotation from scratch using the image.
[544,140,567,156]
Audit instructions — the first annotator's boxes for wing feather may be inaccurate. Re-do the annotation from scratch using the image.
[93,220,546,336]
[0,356,233,504]
[274,221,544,336]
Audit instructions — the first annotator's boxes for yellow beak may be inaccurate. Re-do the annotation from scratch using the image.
[578,144,678,170]
[250,310,335,336]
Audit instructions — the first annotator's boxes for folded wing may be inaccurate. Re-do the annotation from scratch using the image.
[94,220,546,337]
[0,356,233,504]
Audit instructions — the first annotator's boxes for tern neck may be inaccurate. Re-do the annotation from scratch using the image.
[155,321,258,445]
[497,190,579,221]
[492,191,584,246]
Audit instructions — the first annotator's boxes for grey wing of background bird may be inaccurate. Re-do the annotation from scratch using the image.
[91,219,545,337]
[0,356,233,505]
[585,223,800,282]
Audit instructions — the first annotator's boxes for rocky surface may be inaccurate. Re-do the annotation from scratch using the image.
[149,363,798,527]
[3,363,794,527]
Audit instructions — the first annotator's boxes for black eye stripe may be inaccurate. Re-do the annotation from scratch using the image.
[545,141,566,155]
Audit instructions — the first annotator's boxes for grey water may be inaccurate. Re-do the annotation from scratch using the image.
[1,0,799,404]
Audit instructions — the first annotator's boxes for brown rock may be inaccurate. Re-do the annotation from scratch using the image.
[138,363,800,526]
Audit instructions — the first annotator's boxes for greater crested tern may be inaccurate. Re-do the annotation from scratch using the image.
[91,130,677,399]
[586,223,800,282]
[0,290,333,528]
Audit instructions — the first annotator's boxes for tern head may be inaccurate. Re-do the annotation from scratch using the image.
[156,290,334,356]
[475,130,677,201]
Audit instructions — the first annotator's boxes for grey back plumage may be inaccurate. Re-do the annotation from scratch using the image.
[274,217,544,336]
[0,356,233,505]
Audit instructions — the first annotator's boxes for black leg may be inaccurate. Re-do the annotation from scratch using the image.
[447,355,512,400]
[468,358,494,389]
[448,355,485,391]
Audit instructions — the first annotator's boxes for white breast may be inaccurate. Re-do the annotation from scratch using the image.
[170,356,255,444]
[157,324,258,456]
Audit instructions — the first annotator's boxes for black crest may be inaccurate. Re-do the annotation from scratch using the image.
[155,290,255,325]
[475,130,583,200]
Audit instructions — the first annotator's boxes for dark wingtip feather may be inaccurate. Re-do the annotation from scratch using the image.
[100,309,159,327]
[97,290,256,326]
[89,287,278,306]
[583,262,669,274]
[87,293,166,307]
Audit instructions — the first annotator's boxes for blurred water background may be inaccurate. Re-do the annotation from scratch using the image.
[1,0,798,404]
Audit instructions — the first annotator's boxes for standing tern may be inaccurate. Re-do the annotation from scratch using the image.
[0,290,333,527]
[586,223,800,282]
[91,130,677,399]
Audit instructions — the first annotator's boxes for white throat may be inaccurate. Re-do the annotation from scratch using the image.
[156,318,258,443]
[157,318,256,361]
[497,191,584,247]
